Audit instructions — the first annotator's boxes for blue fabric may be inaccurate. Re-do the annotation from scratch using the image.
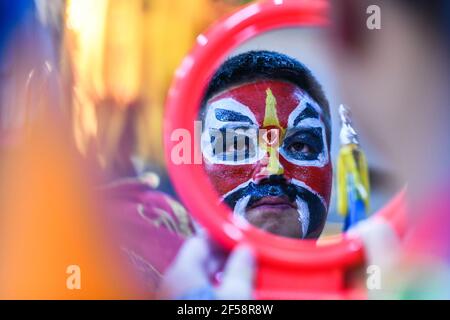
[0,0,35,56]
[343,176,367,232]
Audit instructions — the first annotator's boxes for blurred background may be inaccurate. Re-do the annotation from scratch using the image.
[0,0,256,299]
[1,0,252,189]
[230,27,400,234]
[1,0,450,299]
[0,0,398,230]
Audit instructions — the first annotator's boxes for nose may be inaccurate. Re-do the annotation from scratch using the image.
[253,146,284,183]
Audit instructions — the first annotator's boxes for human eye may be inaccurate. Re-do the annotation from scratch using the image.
[287,141,314,155]
[210,127,257,162]
[282,128,323,161]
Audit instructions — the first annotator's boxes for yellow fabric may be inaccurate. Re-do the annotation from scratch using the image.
[337,144,370,216]
[64,0,248,172]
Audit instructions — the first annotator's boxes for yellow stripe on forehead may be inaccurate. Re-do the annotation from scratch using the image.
[262,88,285,175]
[263,88,285,133]
[263,88,279,128]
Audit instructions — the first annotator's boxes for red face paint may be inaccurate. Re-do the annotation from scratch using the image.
[202,80,332,238]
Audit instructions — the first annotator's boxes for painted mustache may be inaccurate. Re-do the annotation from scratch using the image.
[223,175,328,239]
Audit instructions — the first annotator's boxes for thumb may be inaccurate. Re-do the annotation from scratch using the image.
[216,244,255,300]
[158,237,211,299]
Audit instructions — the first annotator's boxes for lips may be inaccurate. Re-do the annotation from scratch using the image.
[223,179,328,238]
[248,196,297,210]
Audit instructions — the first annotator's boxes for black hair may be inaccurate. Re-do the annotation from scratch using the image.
[200,50,331,143]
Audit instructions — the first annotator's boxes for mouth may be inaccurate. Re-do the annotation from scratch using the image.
[247,196,297,211]
[243,195,304,239]
[224,179,327,239]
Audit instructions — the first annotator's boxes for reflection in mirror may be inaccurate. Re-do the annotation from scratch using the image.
[197,27,334,240]
[197,28,397,240]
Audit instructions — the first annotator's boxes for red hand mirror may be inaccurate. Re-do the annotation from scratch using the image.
[164,0,406,299]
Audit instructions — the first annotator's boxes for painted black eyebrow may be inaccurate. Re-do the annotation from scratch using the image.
[283,127,324,152]
[293,103,319,127]
[214,109,254,124]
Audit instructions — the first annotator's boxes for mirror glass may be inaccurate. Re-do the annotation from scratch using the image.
[196,27,397,241]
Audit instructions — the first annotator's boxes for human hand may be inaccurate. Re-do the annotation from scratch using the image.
[158,236,255,300]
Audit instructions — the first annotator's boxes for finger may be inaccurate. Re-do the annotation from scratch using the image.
[348,217,400,269]
[201,234,228,278]
[216,244,255,300]
[158,237,211,299]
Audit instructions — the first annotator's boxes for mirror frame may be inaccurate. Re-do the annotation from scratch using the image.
[164,0,406,298]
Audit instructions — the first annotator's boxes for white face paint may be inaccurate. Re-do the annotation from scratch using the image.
[202,92,329,167]
[201,98,265,165]
[290,178,328,209]
[222,178,327,239]
[296,197,310,239]
[202,86,330,239]
[279,91,329,168]
[233,195,251,217]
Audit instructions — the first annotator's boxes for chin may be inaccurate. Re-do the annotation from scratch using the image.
[244,207,303,239]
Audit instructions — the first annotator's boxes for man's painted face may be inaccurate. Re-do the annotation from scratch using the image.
[201,80,332,239]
